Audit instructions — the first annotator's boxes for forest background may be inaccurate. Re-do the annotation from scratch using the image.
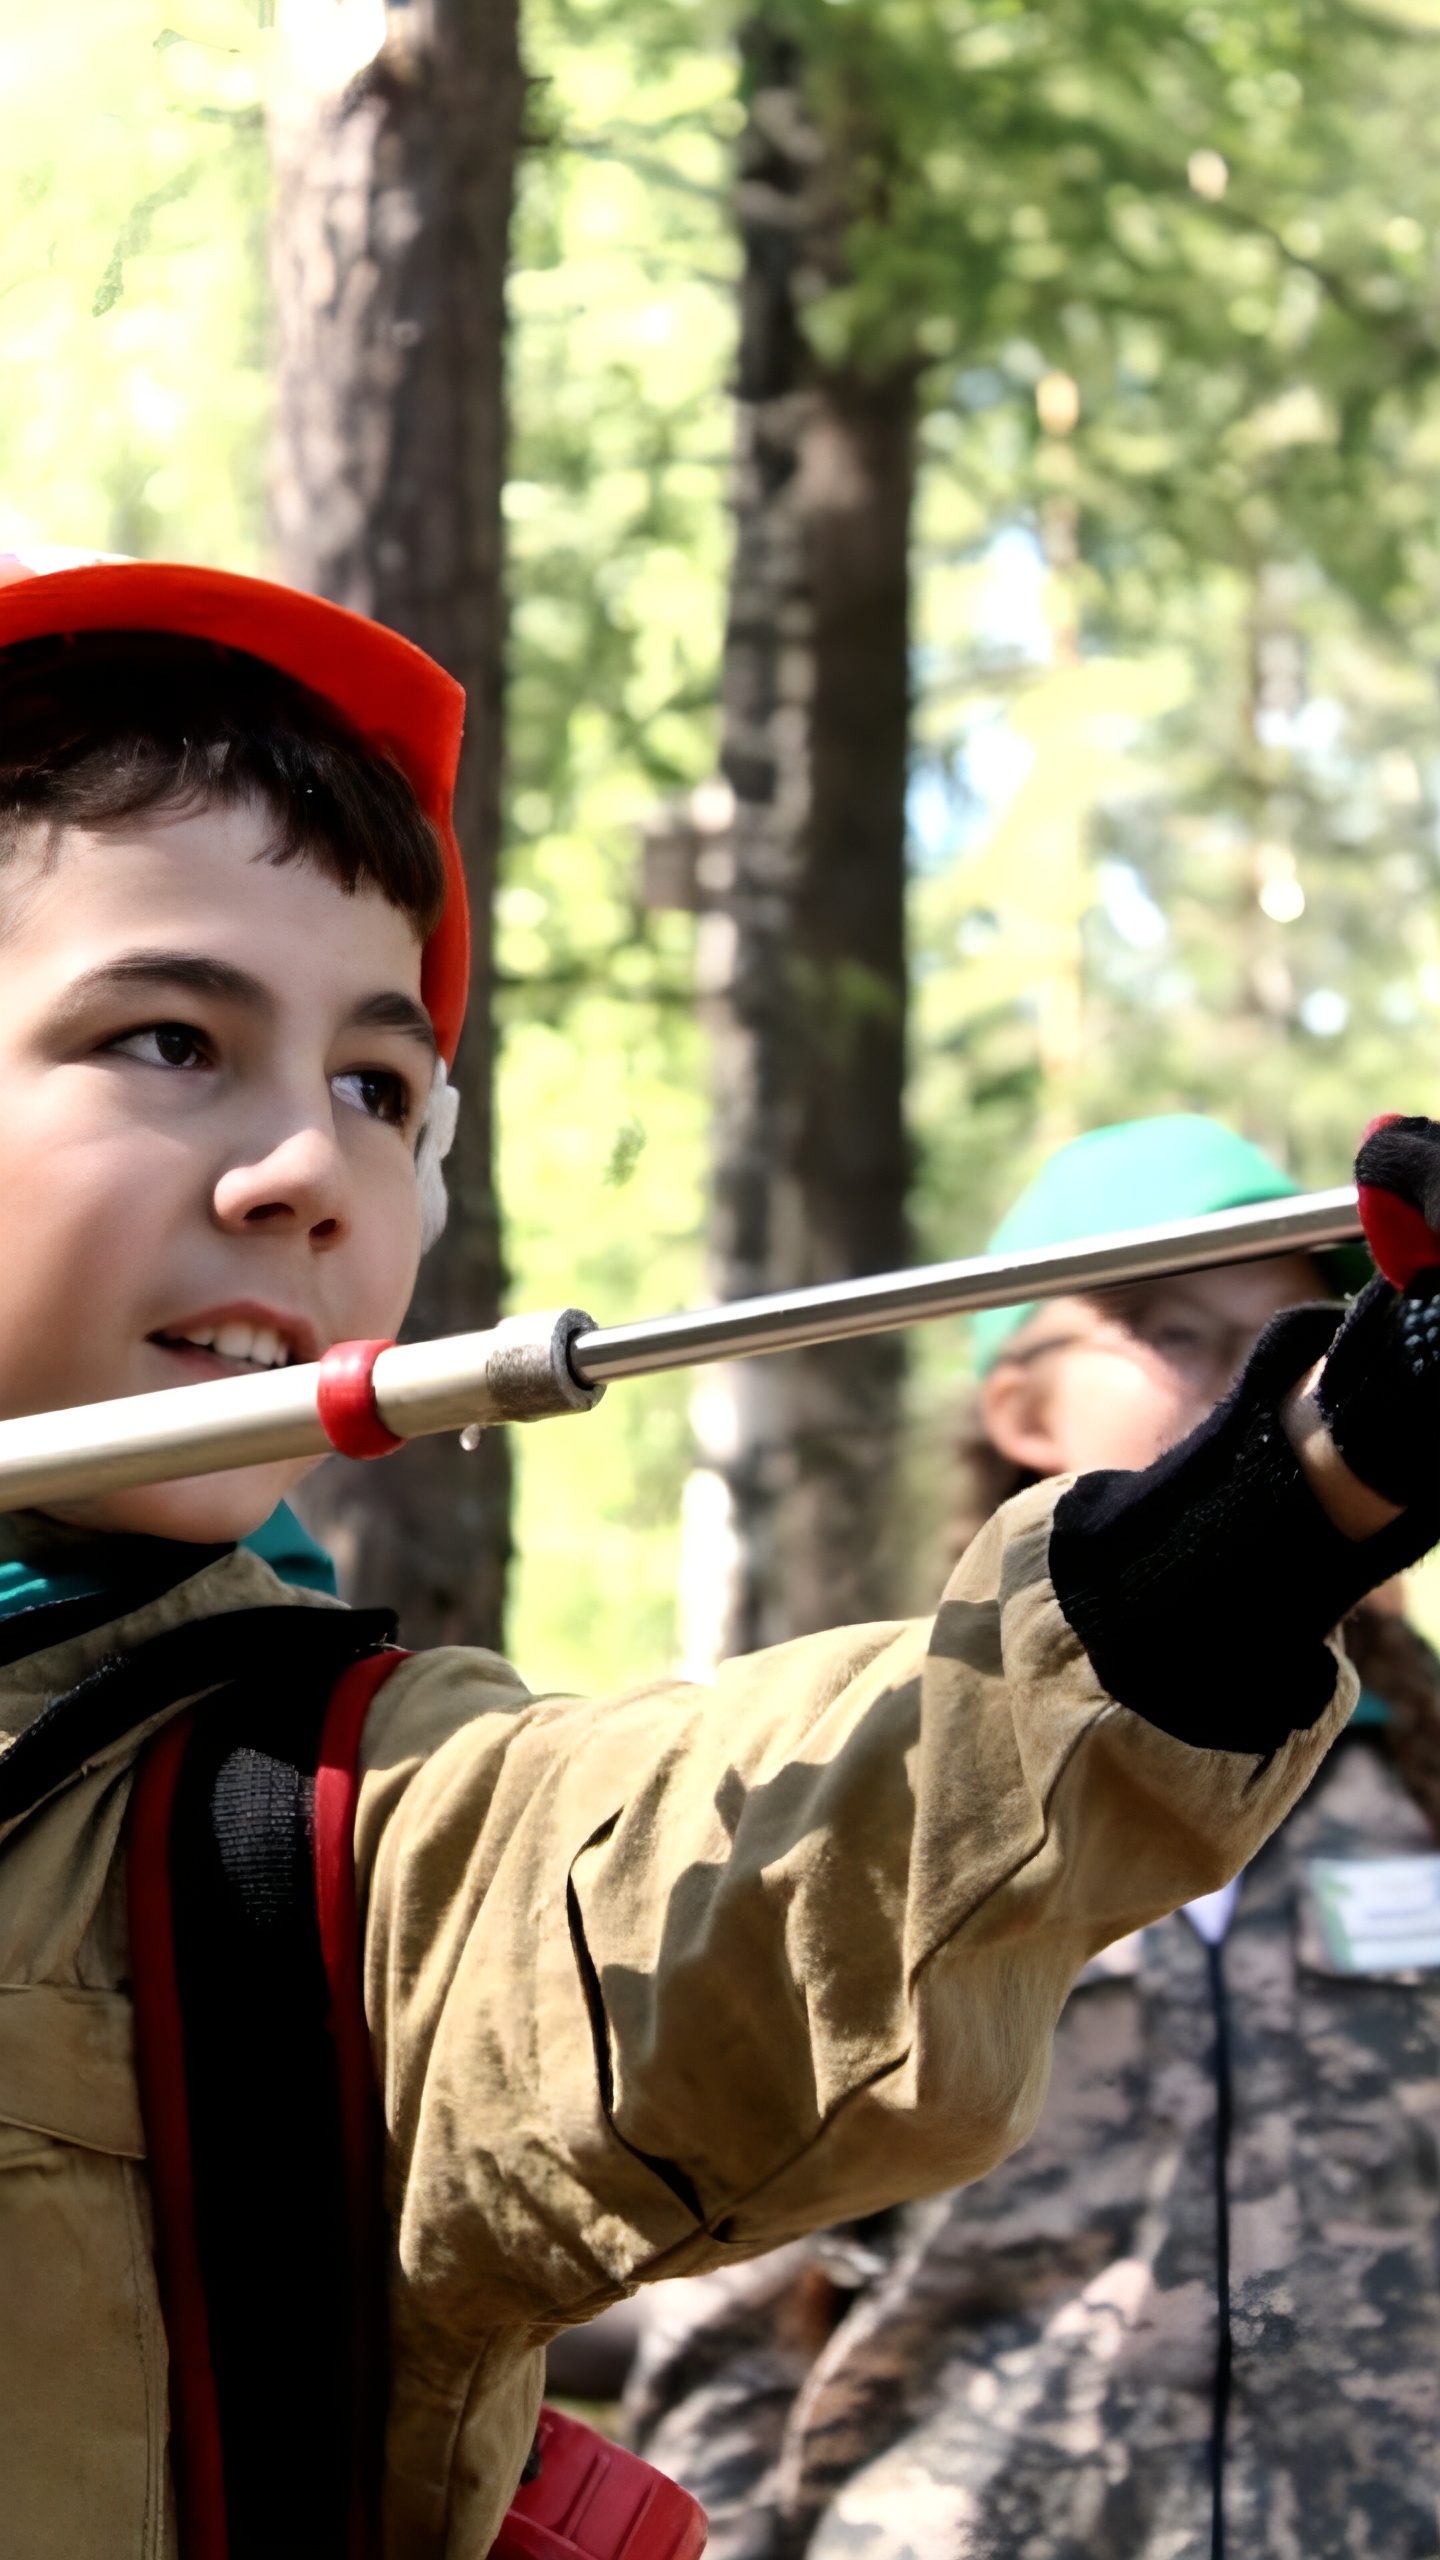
[7,0,1440,1677]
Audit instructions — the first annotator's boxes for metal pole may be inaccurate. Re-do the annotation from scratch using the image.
[569,1185,1363,1383]
[0,1186,1364,1512]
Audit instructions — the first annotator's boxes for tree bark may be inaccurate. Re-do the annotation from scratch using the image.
[688,22,915,1657]
[268,0,523,1648]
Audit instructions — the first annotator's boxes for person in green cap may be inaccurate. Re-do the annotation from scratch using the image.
[969,1112,1365,1493]
[616,1117,1440,2560]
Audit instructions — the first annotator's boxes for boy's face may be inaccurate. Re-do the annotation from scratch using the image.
[0,799,432,1542]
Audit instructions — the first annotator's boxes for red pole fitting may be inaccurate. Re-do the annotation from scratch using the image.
[316,1339,404,1460]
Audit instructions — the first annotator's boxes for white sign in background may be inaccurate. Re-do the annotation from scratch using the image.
[1306,1855,1440,1975]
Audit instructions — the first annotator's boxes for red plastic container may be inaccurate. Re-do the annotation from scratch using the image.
[493,2407,708,2560]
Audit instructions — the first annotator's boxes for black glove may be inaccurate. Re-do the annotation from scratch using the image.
[1316,1270,1440,1509]
[1051,1297,1440,1757]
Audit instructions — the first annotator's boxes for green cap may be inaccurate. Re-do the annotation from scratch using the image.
[971,1114,1349,1375]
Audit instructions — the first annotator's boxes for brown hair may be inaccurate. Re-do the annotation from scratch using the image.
[0,630,447,936]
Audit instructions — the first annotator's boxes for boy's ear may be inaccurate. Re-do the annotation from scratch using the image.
[980,1354,1069,1478]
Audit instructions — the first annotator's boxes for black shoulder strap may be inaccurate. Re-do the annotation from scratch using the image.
[169,1671,377,2559]
[130,1620,399,2560]
[0,1605,395,1830]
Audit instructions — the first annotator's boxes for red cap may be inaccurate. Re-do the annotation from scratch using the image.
[0,555,470,1065]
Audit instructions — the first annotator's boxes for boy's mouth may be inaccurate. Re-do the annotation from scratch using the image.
[148,1308,314,1375]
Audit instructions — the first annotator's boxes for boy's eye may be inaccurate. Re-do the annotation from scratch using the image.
[332,1067,410,1129]
[109,1022,211,1071]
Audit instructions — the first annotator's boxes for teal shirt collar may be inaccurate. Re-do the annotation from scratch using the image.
[0,1500,336,1624]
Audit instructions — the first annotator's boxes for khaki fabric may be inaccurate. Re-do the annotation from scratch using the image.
[0,1484,1355,2558]
[631,1729,1440,2560]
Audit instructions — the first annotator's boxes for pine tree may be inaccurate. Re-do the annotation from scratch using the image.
[269,0,524,1646]
[689,17,913,1653]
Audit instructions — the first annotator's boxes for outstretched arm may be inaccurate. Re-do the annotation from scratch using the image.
[354,1117,1440,2551]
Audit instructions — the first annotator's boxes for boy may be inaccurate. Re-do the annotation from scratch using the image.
[0,553,1434,2560]
[628,1121,1440,2560]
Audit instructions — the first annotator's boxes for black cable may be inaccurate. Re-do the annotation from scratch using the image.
[1205,1935,1234,2560]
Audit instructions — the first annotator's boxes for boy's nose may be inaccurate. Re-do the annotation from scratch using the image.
[212,1123,349,1246]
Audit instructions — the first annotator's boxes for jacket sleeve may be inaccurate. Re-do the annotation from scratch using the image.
[352,1477,1353,2348]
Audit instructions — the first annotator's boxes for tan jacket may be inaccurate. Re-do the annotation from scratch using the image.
[628,1696,1440,2560]
[0,1483,1354,2559]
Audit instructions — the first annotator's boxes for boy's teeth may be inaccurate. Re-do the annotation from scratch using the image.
[177,1322,289,1369]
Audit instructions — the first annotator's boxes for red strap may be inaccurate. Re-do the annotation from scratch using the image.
[130,1714,230,2560]
[317,1340,403,1460]
[134,1657,707,2560]
[493,2408,708,2560]
[314,1648,412,2560]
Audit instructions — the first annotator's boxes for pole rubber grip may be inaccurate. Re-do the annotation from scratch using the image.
[1355,1116,1440,1289]
[317,1339,404,1460]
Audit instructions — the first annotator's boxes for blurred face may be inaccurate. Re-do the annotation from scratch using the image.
[0,800,432,1540]
[980,1253,1326,1478]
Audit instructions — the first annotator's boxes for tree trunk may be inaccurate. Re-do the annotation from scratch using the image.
[685,22,914,1659]
[268,0,523,1649]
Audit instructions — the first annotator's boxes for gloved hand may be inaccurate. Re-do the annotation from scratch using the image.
[1049,1114,1440,1755]
[1317,1116,1440,1509]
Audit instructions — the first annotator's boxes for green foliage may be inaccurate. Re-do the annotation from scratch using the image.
[603,1117,649,1186]
[778,0,1420,357]
[1081,593,1440,1172]
[499,0,736,1686]
[765,0,1440,630]
[806,0,1440,1373]
[0,0,270,564]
